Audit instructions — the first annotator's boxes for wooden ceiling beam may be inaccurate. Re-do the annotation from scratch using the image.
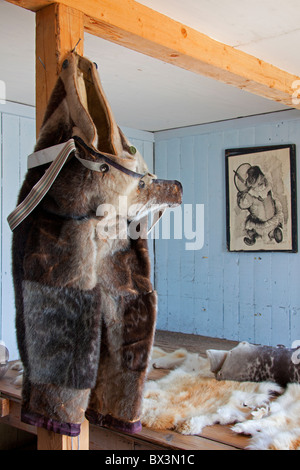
[35,3,84,134]
[5,0,300,109]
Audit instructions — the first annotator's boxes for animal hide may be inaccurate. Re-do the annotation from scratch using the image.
[207,341,300,386]
[11,52,182,437]
[232,383,300,450]
[0,341,9,379]
[142,347,300,450]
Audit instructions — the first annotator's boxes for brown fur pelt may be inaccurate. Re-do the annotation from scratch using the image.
[12,52,182,436]
[143,347,300,450]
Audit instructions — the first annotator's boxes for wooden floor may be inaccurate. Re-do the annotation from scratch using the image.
[0,330,250,450]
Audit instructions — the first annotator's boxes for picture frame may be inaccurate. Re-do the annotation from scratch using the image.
[225,144,297,252]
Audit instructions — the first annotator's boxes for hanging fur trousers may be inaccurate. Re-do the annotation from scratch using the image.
[11,52,182,436]
[18,238,157,436]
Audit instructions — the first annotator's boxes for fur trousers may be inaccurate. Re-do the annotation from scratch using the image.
[11,51,179,437]
[15,220,157,436]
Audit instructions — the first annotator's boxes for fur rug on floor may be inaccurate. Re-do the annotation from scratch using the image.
[142,347,300,450]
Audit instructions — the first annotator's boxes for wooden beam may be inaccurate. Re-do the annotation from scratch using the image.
[4,0,49,11]
[82,0,300,109]
[35,2,84,135]
[5,0,300,110]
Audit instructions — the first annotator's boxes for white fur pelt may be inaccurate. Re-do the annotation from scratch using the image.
[10,361,23,387]
[142,347,300,450]
[232,383,300,450]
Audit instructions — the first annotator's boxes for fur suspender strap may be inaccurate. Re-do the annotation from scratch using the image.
[7,139,76,231]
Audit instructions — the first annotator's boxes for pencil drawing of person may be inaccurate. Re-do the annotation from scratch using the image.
[234,163,284,246]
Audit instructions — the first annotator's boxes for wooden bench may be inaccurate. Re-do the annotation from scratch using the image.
[0,330,250,450]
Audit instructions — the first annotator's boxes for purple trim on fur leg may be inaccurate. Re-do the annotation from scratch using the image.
[85,409,142,434]
[21,408,81,437]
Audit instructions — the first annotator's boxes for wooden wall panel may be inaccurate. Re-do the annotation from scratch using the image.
[222,130,239,340]
[154,140,169,331]
[154,110,300,347]
[0,105,35,359]
[123,130,155,284]
[2,114,21,360]
[0,114,2,341]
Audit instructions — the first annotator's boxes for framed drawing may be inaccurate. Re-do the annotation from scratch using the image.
[225,144,297,252]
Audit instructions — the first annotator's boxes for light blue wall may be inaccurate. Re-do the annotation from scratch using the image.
[0,102,36,360]
[153,110,300,347]
[121,127,155,284]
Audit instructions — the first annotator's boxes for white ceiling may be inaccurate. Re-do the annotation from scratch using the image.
[1,0,300,131]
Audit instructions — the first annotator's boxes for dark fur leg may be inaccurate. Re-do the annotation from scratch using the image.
[87,291,157,433]
[20,281,102,434]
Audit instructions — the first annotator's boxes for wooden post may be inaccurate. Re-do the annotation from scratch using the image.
[0,398,10,417]
[35,6,87,448]
[35,2,84,136]
[37,418,89,451]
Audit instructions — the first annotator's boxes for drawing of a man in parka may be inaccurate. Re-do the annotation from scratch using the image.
[235,164,284,246]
